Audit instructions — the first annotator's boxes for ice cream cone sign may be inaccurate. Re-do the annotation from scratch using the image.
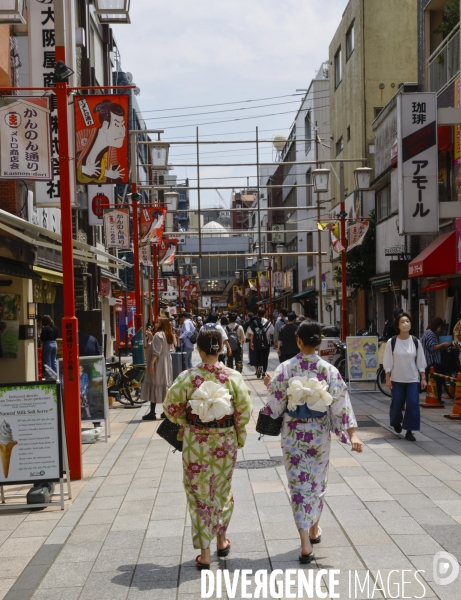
[0,420,17,479]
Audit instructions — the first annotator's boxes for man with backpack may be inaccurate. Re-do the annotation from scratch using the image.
[225,313,245,372]
[202,312,232,359]
[248,308,274,378]
[178,312,196,369]
[273,307,288,350]
[277,311,299,363]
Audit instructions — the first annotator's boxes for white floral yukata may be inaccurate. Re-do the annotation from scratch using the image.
[163,362,252,549]
[265,353,357,532]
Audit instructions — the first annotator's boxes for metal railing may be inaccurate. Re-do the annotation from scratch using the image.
[427,24,460,94]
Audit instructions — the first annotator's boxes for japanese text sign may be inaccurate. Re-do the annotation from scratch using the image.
[139,207,166,247]
[397,93,439,234]
[74,95,129,185]
[347,222,369,252]
[88,184,113,227]
[103,209,130,250]
[152,278,168,292]
[0,98,52,180]
[139,243,152,267]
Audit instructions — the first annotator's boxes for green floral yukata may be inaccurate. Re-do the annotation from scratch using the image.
[265,353,357,532]
[163,362,252,549]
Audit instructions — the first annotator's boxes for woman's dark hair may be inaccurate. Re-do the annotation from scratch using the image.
[197,327,222,356]
[296,321,322,348]
[220,316,229,326]
[228,313,238,323]
[395,312,413,333]
[427,316,444,332]
[42,315,54,327]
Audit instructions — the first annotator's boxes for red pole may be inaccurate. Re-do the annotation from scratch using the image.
[177,275,182,312]
[55,49,82,479]
[153,244,159,321]
[269,262,273,322]
[340,162,349,339]
[131,191,143,332]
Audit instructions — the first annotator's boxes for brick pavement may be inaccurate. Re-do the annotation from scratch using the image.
[0,348,460,599]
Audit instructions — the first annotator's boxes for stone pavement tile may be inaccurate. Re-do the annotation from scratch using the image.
[145,519,184,538]
[423,523,461,556]
[0,531,10,545]
[364,500,410,519]
[103,474,134,486]
[95,483,130,497]
[88,495,125,511]
[118,500,155,516]
[92,547,140,573]
[257,504,293,523]
[354,487,394,501]
[0,515,24,531]
[377,516,427,535]
[407,554,440,582]
[78,571,133,600]
[325,483,354,496]
[227,531,265,553]
[37,561,93,589]
[393,494,438,509]
[315,546,364,570]
[445,480,461,493]
[9,564,50,592]
[356,544,414,570]
[66,523,111,544]
[334,466,371,478]
[0,579,15,600]
[224,554,272,572]
[24,512,63,523]
[111,514,150,532]
[128,589,176,600]
[227,517,262,534]
[391,534,443,556]
[361,461,395,472]
[378,481,420,494]
[103,531,146,550]
[326,495,364,511]
[422,485,461,501]
[330,457,361,467]
[109,464,138,476]
[0,537,47,558]
[131,561,180,582]
[247,468,281,482]
[54,541,103,564]
[138,536,183,558]
[407,475,447,488]
[346,526,393,546]
[79,508,119,525]
[28,544,61,567]
[251,480,286,494]
[153,492,187,506]
[433,500,461,516]
[0,556,33,579]
[31,587,82,600]
[130,477,161,489]
[412,507,456,526]
[393,464,431,476]
[260,520,299,540]
[329,509,378,528]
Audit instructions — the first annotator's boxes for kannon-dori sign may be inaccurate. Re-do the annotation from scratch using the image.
[103,209,130,250]
[397,93,439,234]
[0,98,52,180]
[75,95,129,185]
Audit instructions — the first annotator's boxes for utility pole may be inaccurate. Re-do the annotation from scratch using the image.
[315,125,324,324]
[339,162,349,339]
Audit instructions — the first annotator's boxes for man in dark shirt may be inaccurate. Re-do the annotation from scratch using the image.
[78,331,102,357]
[278,311,300,363]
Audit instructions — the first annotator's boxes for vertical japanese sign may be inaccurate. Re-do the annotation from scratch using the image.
[397,93,438,234]
[28,0,76,207]
[103,209,130,250]
[74,95,129,185]
[0,98,52,180]
[139,207,166,246]
[347,222,369,252]
[87,184,113,227]
[139,243,152,267]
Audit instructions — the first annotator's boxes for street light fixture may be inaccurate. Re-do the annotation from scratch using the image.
[276,244,284,253]
[262,258,269,269]
[94,0,131,24]
[178,266,184,275]
[235,270,240,280]
[192,265,198,276]
[0,0,25,23]
[27,302,37,320]
[312,168,331,193]
[150,141,170,169]
[164,190,179,211]
[353,167,373,191]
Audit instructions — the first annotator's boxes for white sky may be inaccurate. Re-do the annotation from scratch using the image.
[112,0,347,208]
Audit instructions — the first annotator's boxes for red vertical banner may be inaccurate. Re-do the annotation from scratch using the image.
[139,207,166,246]
[158,238,178,265]
[74,95,129,185]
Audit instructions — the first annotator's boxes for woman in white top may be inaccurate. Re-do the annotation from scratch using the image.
[383,312,427,441]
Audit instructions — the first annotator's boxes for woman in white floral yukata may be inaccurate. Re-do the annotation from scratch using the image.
[163,326,252,571]
[264,321,362,564]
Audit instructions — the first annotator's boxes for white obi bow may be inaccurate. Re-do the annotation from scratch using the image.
[287,376,333,413]
[189,381,234,423]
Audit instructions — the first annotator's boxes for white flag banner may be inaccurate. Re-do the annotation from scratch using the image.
[140,243,152,267]
[103,209,130,249]
[347,222,369,252]
[0,99,52,180]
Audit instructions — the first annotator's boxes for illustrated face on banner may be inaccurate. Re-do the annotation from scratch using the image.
[158,239,178,265]
[75,96,129,185]
[139,208,166,246]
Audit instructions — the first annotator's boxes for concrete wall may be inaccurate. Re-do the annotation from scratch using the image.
[376,214,400,274]
[0,25,10,87]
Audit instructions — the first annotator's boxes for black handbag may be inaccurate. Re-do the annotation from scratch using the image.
[256,408,283,437]
[157,418,183,452]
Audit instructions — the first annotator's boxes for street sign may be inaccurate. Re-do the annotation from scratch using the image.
[152,278,168,292]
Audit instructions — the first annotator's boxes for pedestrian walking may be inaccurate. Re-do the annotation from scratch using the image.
[178,312,196,369]
[225,312,245,372]
[243,313,257,370]
[264,321,362,563]
[141,317,176,421]
[273,307,288,350]
[421,316,452,407]
[384,312,427,441]
[40,315,59,377]
[202,312,232,358]
[248,308,274,378]
[163,327,252,570]
[277,311,300,363]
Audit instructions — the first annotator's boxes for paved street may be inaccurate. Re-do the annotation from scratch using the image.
[1,349,461,599]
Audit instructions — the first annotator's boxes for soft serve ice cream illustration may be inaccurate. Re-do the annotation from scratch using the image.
[0,420,18,478]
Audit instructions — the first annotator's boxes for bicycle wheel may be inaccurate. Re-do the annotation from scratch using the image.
[376,367,392,397]
[334,357,347,381]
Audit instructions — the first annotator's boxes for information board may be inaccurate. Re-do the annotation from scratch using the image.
[346,336,379,381]
[0,382,63,485]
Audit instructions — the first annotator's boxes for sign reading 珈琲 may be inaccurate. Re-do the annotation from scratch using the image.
[397,93,439,235]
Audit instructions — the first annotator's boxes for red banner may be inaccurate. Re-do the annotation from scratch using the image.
[151,278,168,292]
[75,94,129,184]
[139,207,166,247]
[158,238,178,265]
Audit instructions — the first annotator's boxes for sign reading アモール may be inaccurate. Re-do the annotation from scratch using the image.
[397,93,439,234]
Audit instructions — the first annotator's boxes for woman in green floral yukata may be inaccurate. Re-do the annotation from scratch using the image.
[163,327,252,570]
[264,321,362,564]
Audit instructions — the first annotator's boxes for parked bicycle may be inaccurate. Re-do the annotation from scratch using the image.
[106,361,146,407]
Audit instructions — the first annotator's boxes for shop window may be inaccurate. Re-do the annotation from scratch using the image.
[377,186,390,221]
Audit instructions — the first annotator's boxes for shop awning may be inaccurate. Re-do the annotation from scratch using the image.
[370,275,391,287]
[293,289,318,300]
[33,266,63,284]
[0,257,42,280]
[408,231,456,278]
[0,209,131,270]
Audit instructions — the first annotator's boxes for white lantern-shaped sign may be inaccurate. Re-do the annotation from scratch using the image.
[94,0,131,24]
[0,0,26,24]
[312,169,331,193]
[164,191,179,211]
[354,167,373,191]
[150,141,170,169]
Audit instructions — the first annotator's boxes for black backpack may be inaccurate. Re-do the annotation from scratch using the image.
[253,319,270,350]
[390,335,419,355]
[226,325,241,352]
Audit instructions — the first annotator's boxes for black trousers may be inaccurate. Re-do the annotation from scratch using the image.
[227,347,243,373]
[254,347,270,372]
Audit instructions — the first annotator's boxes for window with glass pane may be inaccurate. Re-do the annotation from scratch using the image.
[306,171,313,206]
[305,111,311,153]
[346,23,354,60]
[336,137,343,156]
[307,233,314,268]
[335,48,342,88]
[377,186,390,221]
